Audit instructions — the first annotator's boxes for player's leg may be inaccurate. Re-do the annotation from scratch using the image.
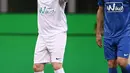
[107,60,118,73]
[47,32,67,73]
[117,57,128,73]
[117,36,130,73]
[52,62,65,73]
[104,38,118,73]
[33,63,44,73]
[33,35,50,73]
[128,55,130,73]
[52,32,66,73]
[129,55,130,64]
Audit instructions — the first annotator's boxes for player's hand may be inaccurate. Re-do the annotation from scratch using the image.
[96,34,102,48]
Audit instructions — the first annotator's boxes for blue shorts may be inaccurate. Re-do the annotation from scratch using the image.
[104,36,130,60]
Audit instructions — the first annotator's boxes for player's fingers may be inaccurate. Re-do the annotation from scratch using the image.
[99,40,102,48]
[99,41,102,48]
[97,39,102,48]
[96,39,99,45]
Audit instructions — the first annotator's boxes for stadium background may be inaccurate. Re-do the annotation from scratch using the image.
[0,0,124,73]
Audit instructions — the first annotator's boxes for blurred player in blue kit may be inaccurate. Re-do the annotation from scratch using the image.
[96,0,130,73]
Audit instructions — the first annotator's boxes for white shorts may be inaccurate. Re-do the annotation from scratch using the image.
[34,32,67,64]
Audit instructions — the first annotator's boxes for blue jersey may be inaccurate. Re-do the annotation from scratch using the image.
[98,0,130,38]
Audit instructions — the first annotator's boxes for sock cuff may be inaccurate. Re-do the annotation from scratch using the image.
[34,71,44,73]
[109,68,117,69]
[109,68,117,73]
[126,64,130,69]
[55,68,64,73]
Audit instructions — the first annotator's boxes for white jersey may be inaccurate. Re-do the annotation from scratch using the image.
[37,0,67,37]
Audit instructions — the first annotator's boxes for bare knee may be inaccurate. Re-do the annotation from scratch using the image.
[108,60,117,68]
[33,64,44,72]
[117,57,128,68]
[52,62,63,70]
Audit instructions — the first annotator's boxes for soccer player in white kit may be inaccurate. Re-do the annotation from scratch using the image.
[33,0,67,73]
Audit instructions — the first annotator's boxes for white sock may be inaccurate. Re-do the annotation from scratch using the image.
[34,71,44,73]
[54,68,65,73]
